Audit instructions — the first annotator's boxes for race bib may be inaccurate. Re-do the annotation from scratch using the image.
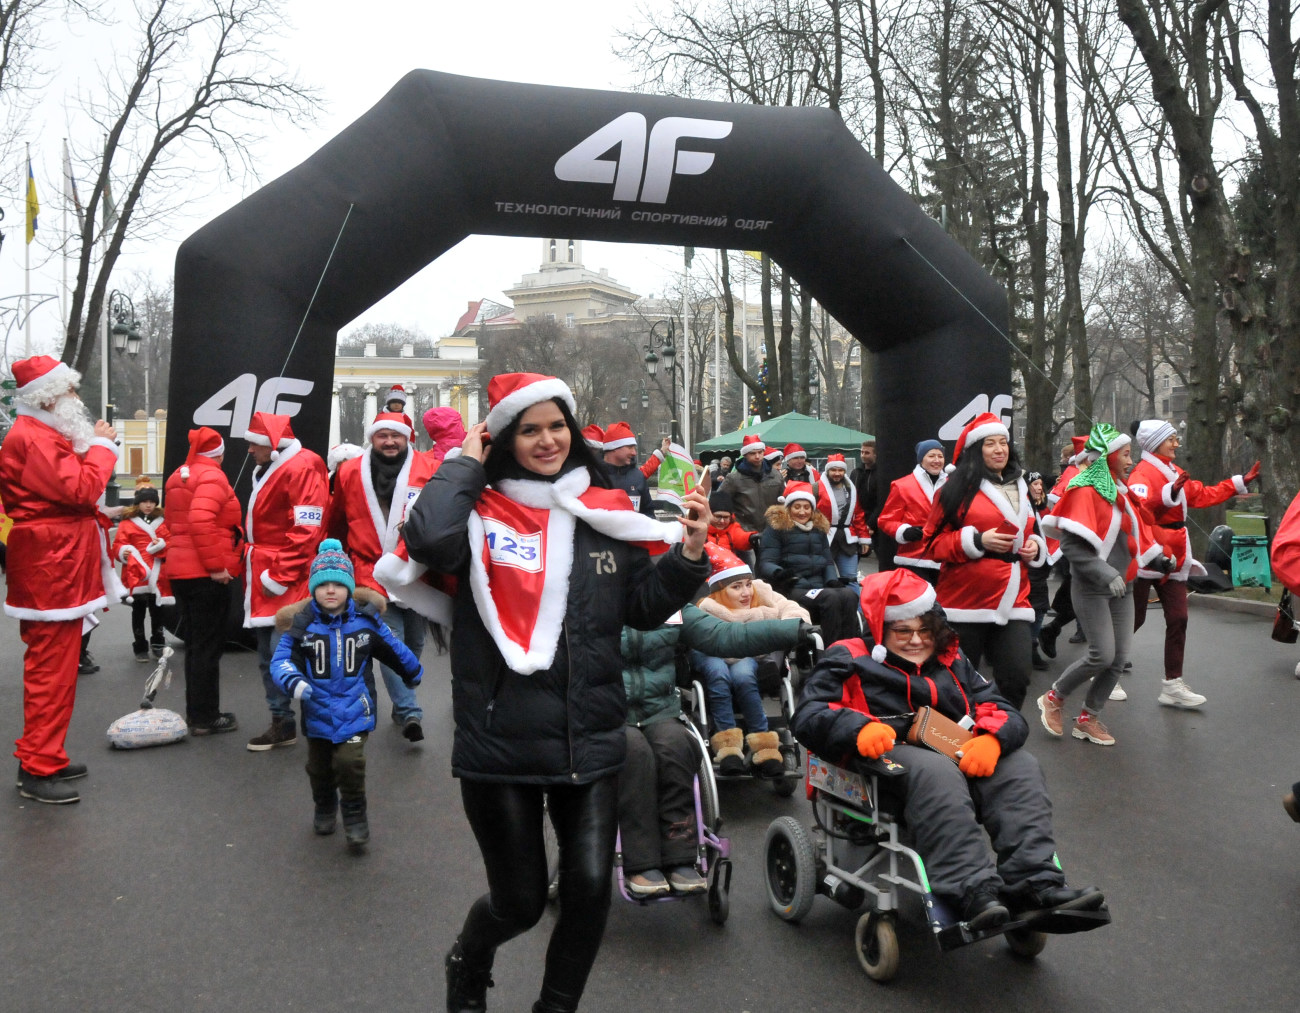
[482,517,542,573]
[804,588,823,599]
[1129,483,1148,498]
[629,494,641,510]
[294,504,324,527]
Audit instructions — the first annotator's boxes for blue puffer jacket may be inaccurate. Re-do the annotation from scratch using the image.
[270,593,423,744]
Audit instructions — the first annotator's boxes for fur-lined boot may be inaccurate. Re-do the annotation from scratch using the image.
[746,730,785,777]
[710,727,745,776]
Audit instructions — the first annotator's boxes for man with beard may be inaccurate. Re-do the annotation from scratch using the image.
[326,412,439,741]
[0,355,124,804]
[243,412,329,751]
[850,437,889,568]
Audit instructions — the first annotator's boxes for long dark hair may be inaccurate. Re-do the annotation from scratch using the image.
[931,437,1024,540]
[483,397,611,488]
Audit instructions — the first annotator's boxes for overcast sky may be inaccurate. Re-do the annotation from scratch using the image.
[8,0,692,355]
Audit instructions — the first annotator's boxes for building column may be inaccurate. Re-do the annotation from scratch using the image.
[466,390,480,428]
[146,415,159,474]
[362,383,378,427]
[329,383,342,449]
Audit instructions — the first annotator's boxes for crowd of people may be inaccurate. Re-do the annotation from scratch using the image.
[0,351,1270,1011]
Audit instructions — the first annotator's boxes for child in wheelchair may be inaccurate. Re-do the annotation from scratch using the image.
[619,598,813,897]
[792,568,1104,931]
[692,543,813,776]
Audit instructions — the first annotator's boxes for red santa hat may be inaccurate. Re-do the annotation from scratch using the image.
[704,542,753,589]
[740,433,766,456]
[582,424,606,450]
[779,481,817,508]
[484,372,577,438]
[783,443,807,462]
[950,412,1009,467]
[603,421,637,450]
[184,426,225,465]
[12,354,78,402]
[824,453,848,473]
[859,568,938,663]
[765,446,784,462]
[244,412,296,460]
[384,384,409,407]
[364,411,414,441]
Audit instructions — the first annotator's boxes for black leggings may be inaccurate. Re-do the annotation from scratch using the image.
[948,619,1033,710]
[458,776,618,1011]
[793,585,862,645]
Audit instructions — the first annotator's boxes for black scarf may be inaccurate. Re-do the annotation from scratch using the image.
[370,447,408,515]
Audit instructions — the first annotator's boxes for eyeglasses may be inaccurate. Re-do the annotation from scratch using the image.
[885,625,934,642]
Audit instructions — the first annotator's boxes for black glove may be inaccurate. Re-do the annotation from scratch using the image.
[768,567,787,584]
[1154,554,1176,575]
[748,533,761,551]
[902,525,924,543]
[797,622,822,647]
[824,578,846,589]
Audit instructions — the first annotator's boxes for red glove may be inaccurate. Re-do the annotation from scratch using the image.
[958,734,1002,777]
[857,722,896,759]
[1171,473,1189,496]
[1244,461,1261,485]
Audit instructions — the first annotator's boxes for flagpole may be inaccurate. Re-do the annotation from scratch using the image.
[61,138,70,336]
[713,248,720,436]
[24,144,31,356]
[682,255,691,453]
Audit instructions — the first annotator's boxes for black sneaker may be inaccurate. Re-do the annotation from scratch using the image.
[1038,625,1059,659]
[1010,882,1105,914]
[17,769,81,804]
[402,717,425,742]
[1068,627,1086,644]
[960,886,1010,932]
[247,717,297,751]
[151,644,166,658]
[15,761,88,786]
[134,649,151,663]
[341,798,369,853]
[78,653,100,675]
[445,939,494,1012]
[190,713,239,736]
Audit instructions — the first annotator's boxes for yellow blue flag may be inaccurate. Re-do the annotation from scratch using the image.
[25,157,40,243]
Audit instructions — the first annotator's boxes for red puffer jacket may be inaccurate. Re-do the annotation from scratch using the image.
[163,457,244,580]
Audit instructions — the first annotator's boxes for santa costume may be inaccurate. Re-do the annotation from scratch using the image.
[1124,419,1257,707]
[0,355,124,796]
[876,439,946,581]
[111,487,173,660]
[816,453,871,581]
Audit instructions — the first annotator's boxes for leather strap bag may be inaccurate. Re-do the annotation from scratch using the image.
[905,706,973,762]
[1272,589,1298,644]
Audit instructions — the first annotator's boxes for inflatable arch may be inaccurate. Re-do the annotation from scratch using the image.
[168,70,1010,485]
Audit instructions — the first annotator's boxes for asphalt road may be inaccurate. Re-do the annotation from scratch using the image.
[1,585,1297,1012]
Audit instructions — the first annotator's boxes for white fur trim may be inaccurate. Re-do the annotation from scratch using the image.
[1233,475,1248,495]
[4,595,110,622]
[245,439,302,544]
[963,420,1008,449]
[364,418,413,441]
[359,447,414,554]
[1161,482,1184,508]
[260,570,289,596]
[1026,534,1047,567]
[16,360,74,397]
[372,552,454,625]
[708,564,752,588]
[871,644,887,662]
[200,441,225,458]
[88,436,119,455]
[782,489,817,508]
[603,436,637,450]
[882,583,936,621]
[499,470,683,545]
[485,378,575,437]
[960,525,984,559]
[891,553,940,569]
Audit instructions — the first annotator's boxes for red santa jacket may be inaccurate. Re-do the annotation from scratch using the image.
[816,473,871,546]
[706,519,756,554]
[1040,481,1162,584]
[1047,463,1080,506]
[244,440,329,627]
[0,409,125,621]
[111,512,174,604]
[1126,454,1247,580]
[1270,491,1300,593]
[326,447,441,597]
[876,466,941,569]
[922,477,1046,624]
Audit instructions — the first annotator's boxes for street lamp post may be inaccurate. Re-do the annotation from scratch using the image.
[644,320,680,444]
[617,381,651,414]
[808,370,821,419]
[103,290,141,505]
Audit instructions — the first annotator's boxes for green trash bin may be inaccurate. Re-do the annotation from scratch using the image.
[1230,535,1271,589]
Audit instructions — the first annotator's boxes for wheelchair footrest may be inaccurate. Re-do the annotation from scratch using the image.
[933,902,1111,950]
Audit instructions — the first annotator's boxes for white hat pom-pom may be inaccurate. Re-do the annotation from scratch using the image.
[270,449,280,461]
[871,644,887,663]
[944,463,956,474]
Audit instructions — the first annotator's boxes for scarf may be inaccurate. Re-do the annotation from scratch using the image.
[369,446,407,517]
[1067,422,1128,504]
[468,465,683,675]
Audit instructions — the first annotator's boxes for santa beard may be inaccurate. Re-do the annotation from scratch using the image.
[50,393,96,454]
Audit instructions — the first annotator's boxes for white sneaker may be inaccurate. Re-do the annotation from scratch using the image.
[1157,677,1206,709]
[1108,683,1128,701]
[1294,661,1300,680]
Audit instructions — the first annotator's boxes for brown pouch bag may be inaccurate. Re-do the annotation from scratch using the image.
[905,706,973,762]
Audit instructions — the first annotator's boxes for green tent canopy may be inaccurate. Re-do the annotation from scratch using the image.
[694,412,875,459]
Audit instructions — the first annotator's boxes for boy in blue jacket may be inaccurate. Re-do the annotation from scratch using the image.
[271,538,423,852]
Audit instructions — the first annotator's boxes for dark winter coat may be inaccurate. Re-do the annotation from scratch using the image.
[269,589,423,744]
[757,505,839,593]
[404,455,709,784]
[621,605,803,727]
[722,459,783,531]
[792,623,1029,764]
[604,460,656,517]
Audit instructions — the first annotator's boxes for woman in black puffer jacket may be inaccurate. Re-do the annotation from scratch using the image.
[757,480,862,645]
[403,373,710,1013]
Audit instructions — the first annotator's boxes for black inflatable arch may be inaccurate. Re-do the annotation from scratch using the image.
[169,70,1010,486]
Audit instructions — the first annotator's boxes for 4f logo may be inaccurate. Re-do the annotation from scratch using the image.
[555,113,733,204]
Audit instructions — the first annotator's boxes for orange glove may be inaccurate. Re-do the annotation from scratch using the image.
[857,721,896,759]
[958,734,1002,777]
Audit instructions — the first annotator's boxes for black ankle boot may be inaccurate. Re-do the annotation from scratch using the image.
[532,1001,577,1013]
[340,798,368,852]
[445,939,494,1012]
[312,788,338,835]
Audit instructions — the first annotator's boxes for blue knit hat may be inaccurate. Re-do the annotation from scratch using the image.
[309,538,354,594]
[915,439,944,464]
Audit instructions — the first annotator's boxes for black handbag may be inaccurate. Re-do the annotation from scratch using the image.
[1272,589,1298,644]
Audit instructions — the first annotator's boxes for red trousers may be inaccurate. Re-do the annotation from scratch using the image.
[15,618,83,776]
[1132,578,1188,681]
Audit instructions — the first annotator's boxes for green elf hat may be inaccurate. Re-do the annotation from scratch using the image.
[1067,423,1131,503]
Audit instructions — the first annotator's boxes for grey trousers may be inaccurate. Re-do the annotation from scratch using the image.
[881,743,1063,899]
[1051,584,1134,713]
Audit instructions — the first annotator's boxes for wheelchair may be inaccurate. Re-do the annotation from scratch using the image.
[545,715,733,924]
[684,640,816,798]
[763,752,1110,982]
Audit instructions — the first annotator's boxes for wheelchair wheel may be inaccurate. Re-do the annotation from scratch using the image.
[763,816,817,922]
[707,859,731,925]
[700,760,721,833]
[1004,926,1048,959]
[855,912,900,982]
